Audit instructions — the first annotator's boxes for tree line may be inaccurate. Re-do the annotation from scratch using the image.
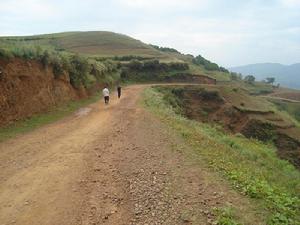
[192,55,229,73]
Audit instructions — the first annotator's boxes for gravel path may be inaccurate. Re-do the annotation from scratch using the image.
[0,85,260,225]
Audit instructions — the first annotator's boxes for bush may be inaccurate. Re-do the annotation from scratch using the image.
[68,55,90,88]
[0,48,14,59]
[143,59,160,70]
[127,60,143,70]
[244,75,255,84]
[51,56,64,78]
[150,44,180,53]
[40,50,50,67]
[193,55,228,73]
[113,55,148,61]
[220,66,229,73]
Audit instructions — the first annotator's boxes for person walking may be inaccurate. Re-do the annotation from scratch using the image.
[117,85,122,99]
[102,86,110,104]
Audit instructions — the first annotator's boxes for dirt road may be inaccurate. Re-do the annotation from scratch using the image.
[0,85,259,225]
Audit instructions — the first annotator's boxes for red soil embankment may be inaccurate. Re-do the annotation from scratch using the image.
[175,87,300,169]
[0,58,85,127]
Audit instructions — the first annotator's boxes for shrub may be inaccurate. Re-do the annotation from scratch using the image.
[127,60,143,70]
[193,55,229,73]
[220,66,229,73]
[193,55,219,71]
[40,50,50,68]
[143,59,160,70]
[244,75,255,84]
[51,56,64,78]
[68,55,92,88]
[149,44,180,53]
[0,48,14,59]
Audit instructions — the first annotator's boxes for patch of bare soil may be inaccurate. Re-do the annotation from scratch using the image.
[0,58,81,127]
[0,85,262,225]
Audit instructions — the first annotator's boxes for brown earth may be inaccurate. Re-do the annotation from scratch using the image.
[268,89,300,102]
[0,58,86,127]
[0,85,264,225]
[175,86,300,168]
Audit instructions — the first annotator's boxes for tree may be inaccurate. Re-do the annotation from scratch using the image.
[127,59,143,70]
[266,77,275,85]
[244,75,255,84]
[193,54,229,72]
[219,67,229,73]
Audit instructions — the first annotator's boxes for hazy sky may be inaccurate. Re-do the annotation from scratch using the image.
[0,0,299,67]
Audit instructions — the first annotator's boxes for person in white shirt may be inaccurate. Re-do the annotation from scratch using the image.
[102,86,110,104]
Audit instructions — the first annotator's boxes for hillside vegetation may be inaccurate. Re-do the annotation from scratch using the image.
[154,85,300,167]
[1,31,300,224]
[0,31,234,129]
[143,86,300,225]
[2,31,299,130]
[0,31,165,58]
[0,31,233,82]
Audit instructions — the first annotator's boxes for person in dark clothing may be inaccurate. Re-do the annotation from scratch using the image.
[117,86,122,98]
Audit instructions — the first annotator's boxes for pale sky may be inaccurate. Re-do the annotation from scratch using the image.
[0,0,299,67]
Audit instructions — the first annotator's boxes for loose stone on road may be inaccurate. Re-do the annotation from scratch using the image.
[0,85,258,225]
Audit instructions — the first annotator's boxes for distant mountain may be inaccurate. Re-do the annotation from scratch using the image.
[229,63,300,89]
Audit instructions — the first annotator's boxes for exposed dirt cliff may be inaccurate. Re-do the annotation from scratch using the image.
[0,58,85,127]
[169,86,300,169]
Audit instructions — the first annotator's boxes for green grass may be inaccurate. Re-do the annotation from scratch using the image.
[142,87,300,225]
[270,99,300,122]
[240,82,274,95]
[218,85,274,112]
[0,94,101,142]
[214,206,242,225]
[187,63,231,81]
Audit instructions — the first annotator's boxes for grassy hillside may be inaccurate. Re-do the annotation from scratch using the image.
[0,31,233,82]
[154,84,300,167]
[143,87,300,225]
[270,99,300,122]
[0,31,167,58]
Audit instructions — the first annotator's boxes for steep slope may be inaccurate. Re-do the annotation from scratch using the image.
[144,86,300,224]
[156,85,300,168]
[0,58,79,127]
[229,63,300,89]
